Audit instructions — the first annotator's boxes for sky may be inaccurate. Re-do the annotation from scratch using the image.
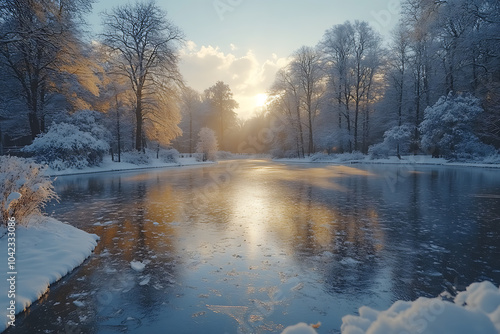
[88,0,402,119]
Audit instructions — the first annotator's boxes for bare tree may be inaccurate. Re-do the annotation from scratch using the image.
[291,46,325,155]
[321,22,355,152]
[101,0,184,152]
[320,21,382,153]
[269,68,305,158]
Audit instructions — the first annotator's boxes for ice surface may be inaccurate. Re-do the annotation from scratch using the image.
[73,300,85,307]
[139,276,151,286]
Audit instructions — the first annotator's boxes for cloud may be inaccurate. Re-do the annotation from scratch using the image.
[179,41,290,119]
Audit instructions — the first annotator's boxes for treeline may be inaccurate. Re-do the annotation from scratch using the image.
[1,0,499,162]
[0,0,240,160]
[250,0,500,159]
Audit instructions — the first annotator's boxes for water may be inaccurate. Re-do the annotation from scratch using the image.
[6,160,500,333]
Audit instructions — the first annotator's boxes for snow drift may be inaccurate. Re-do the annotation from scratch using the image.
[281,281,500,334]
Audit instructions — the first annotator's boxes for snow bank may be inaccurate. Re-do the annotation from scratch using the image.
[341,281,500,334]
[281,322,318,334]
[276,154,500,168]
[46,155,214,176]
[280,281,500,334]
[0,217,99,332]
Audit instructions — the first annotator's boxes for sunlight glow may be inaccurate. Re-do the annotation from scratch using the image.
[255,93,268,107]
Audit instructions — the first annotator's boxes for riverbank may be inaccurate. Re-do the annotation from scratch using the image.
[46,156,215,177]
[0,217,99,332]
[275,154,500,169]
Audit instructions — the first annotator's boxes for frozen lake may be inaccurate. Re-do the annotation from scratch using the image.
[6,160,500,333]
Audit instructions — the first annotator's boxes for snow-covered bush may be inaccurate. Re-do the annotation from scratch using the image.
[196,127,218,161]
[0,156,58,226]
[420,93,496,160]
[216,151,234,160]
[337,151,365,162]
[64,110,113,144]
[22,122,110,170]
[122,151,151,165]
[483,153,500,164]
[158,148,179,163]
[369,124,414,159]
[310,152,332,161]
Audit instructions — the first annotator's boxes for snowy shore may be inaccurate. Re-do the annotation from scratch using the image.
[281,281,500,334]
[275,154,500,169]
[46,156,215,177]
[0,217,99,332]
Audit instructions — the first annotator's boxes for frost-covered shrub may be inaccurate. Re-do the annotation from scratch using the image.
[22,122,110,170]
[196,127,218,161]
[310,152,332,161]
[158,148,179,163]
[122,151,151,165]
[64,110,113,144]
[368,142,390,159]
[420,93,495,161]
[0,156,58,226]
[483,153,500,164]
[216,151,234,160]
[453,138,496,162]
[270,148,285,159]
[337,151,365,162]
[369,124,414,159]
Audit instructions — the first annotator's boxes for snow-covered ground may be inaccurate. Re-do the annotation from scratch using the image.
[0,216,99,332]
[276,154,500,169]
[281,281,500,334]
[46,156,214,176]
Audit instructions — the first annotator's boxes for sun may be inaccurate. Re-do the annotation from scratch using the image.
[255,93,268,107]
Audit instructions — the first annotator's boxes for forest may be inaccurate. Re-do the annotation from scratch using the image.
[1,0,499,169]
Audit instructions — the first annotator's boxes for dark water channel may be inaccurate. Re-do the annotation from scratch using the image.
[6,160,500,333]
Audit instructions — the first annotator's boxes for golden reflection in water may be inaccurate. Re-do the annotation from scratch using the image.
[88,183,180,261]
[227,164,385,260]
[92,162,385,275]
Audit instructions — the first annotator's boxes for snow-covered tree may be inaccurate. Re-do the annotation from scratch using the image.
[204,81,238,151]
[101,1,184,151]
[320,20,383,153]
[369,124,414,159]
[175,87,204,154]
[0,156,58,226]
[0,0,96,139]
[290,46,325,155]
[268,68,306,158]
[196,127,218,161]
[420,93,496,160]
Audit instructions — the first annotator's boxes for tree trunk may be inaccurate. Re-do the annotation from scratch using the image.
[354,99,360,152]
[135,90,143,151]
[296,105,305,158]
[28,112,41,140]
[189,112,193,154]
[116,99,121,162]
